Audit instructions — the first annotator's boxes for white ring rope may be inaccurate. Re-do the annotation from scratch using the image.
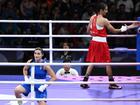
[0,19,137,66]
[0,81,139,84]
[0,20,136,23]
[0,98,139,101]
[0,48,136,51]
[0,34,136,37]
[0,62,139,66]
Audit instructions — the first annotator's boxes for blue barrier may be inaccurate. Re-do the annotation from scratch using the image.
[136,17,140,70]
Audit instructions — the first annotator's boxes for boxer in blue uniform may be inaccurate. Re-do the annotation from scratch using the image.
[14,47,56,105]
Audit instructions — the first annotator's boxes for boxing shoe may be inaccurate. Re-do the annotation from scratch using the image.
[109,84,122,89]
[80,84,90,89]
[80,76,89,89]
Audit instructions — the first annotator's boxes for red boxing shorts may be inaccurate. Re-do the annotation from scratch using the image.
[86,39,111,63]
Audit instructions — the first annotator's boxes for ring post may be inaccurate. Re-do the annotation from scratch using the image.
[136,17,140,70]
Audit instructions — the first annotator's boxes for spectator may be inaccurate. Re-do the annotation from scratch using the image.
[82,4,95,20]
[20,0,36,19]
[135,1,140,12]
[117,0,134,20]
[116,4,129,20]
[2,1,18,19]
[134,1,140,19]
[107,3,117,20]
[60,42,72,61]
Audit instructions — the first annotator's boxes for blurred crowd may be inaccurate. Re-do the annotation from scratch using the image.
[0,0,139,61]
[0,0,139,21]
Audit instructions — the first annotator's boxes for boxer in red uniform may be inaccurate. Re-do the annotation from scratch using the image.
[80,2,140,89]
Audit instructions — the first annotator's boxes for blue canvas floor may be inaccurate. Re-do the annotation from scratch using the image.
[0,75,140,105]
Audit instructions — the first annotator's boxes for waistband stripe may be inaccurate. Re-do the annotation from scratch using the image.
[92,36,107,42]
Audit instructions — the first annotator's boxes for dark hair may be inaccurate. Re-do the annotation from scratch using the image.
[63,57,71,63]
[34,47,44,55]
[95,2,107,14]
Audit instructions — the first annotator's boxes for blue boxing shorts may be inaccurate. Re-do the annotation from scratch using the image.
[21,84,47,98]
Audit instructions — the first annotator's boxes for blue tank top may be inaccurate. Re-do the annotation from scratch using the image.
[29,59,47,79]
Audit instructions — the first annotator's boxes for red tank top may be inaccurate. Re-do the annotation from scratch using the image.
[89,15,107,37]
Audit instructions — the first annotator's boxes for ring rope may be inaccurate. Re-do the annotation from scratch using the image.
[0,48,136,51]
[0,34,136,37]
[0,98,139,101]
[0,20,136,23]
[0,81,139,84]
[0,62,138,66]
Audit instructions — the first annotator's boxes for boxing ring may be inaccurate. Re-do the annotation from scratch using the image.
[1,75,140,105]
[0,20,140,105]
